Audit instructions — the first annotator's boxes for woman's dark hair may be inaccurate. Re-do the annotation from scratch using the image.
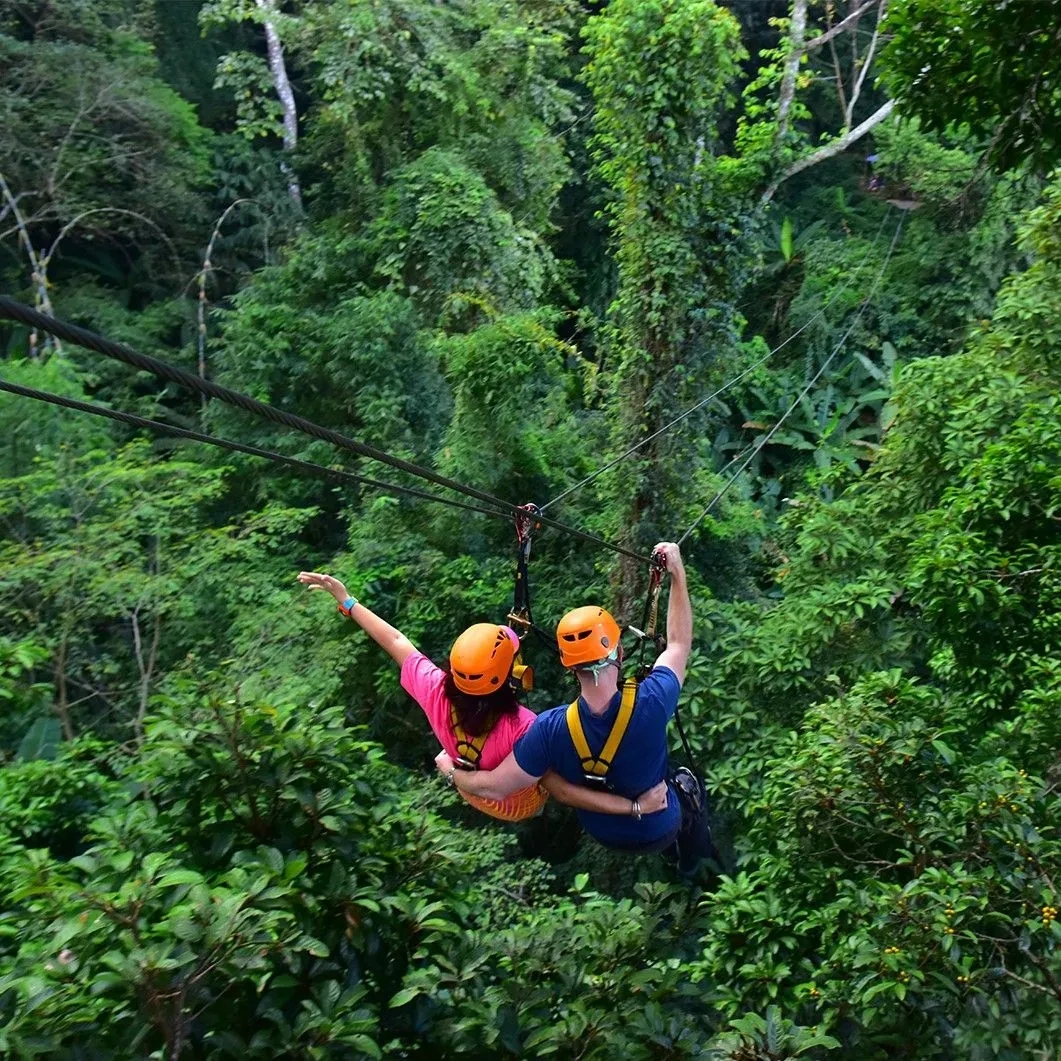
[443,667,521,736]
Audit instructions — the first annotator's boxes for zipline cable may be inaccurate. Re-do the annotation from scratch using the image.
[540,210,893,514]
[677,212,906,546]
[0,297,653,564]
[0,295,514,516]
[0,378,511,521]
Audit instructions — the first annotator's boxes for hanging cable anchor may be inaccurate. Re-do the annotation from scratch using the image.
[632,548,667,681]
[508,502,545,690]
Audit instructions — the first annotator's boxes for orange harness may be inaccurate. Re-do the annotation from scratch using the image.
[449,705,547,822]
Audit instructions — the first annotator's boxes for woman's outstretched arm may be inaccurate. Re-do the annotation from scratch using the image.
[298,571,417,666]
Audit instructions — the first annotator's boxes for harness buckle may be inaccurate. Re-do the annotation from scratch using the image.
[582,774,612,789]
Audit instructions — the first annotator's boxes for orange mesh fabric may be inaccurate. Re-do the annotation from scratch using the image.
[458,782,548,822]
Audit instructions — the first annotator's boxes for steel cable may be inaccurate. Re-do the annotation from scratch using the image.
[0,303,652,564]
[677,211,906,545]
[541,210,894,514]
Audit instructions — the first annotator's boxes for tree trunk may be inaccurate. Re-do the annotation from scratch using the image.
[255,0,302,208]
[776,0,809,142]
[53,634,75,741]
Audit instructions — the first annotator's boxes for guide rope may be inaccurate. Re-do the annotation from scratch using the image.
[540,211,893,514]
[677,212,906,545]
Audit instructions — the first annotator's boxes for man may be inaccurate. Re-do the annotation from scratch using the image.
[436,541,713,872]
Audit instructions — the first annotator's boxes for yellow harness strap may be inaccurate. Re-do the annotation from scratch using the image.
[451,706,490,768]
[565,679,638,781]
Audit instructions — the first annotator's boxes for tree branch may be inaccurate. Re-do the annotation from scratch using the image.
[0,170,58,355]
[845,2,886,130]
[761,98,895,204]
[53,633,75,741]
[194,199,258,398]
[805,0,880,52]
[826,7,849,118]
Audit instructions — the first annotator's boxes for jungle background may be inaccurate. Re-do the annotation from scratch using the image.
[0,0,1059,1057]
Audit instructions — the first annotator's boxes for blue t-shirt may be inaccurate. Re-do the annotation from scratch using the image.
[513,667,682,850]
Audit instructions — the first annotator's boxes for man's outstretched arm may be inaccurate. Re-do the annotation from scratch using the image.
[653,542,692,685]
[434,752,670,816]
[436,750,539,801]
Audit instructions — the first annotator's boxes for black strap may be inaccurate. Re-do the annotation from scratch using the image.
[510,503,540,627]
[673,702,698,773]
[632,550,666,681]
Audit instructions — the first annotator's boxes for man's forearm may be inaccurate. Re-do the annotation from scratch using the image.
[666,567,692,651]
[449,750,541,801]
[453,770,522,802]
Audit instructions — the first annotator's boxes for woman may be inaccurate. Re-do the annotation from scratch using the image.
[298,571,666,822]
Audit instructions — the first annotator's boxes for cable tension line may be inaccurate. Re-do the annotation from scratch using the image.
[0,300,652,565]
[541,210,894,514]
[0,295,515,516]
[677,211,906,546]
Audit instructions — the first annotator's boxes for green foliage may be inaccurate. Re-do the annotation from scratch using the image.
[0,357,111,476]
[3,3,1061,1057]
[372,148,556,325]
[881,0,1061,174]
[0,441,319,740]
[0,737,121,852]
[708,1007,840,1060]
[438,311,574,497]
[580,0,753,575]
[0,6,211,294]
[211,261,446,481]
[298,0,576,227]
[0,694,706,1059]
[394,880,710,1058]
[682,177,1061,1057]
[15,716,60,761]
[0,635,52,757]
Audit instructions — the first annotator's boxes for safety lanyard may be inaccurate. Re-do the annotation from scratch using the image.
[565,678,638,787]
[508,502,545,690]
[629,549,665,680]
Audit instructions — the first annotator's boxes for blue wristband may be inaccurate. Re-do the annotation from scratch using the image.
[337,596,358,617]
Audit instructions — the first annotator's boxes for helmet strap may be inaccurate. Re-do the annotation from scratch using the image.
[575,647,620,687]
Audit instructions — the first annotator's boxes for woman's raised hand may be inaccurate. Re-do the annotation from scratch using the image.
[298,571,349,604]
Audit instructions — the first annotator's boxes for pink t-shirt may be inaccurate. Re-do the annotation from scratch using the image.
[400,652,535,769]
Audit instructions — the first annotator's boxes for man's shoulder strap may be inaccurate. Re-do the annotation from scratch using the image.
[565,678,638,782]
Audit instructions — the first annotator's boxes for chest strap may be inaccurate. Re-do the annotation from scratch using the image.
[566,679,638,784]
[451,705,490,768]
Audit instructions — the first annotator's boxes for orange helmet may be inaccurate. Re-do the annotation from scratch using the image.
[556,606,621,669]
[449,624,519,695]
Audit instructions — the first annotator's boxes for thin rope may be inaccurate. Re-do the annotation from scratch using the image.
[0,298,653,564]
[0,379,509,520]
[541,210,893,514]
[677,211,906,545]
